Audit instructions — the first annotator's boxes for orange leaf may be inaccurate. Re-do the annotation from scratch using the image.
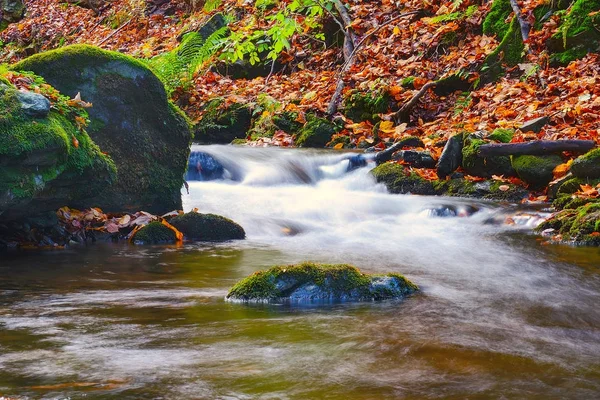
[161,219,184,243]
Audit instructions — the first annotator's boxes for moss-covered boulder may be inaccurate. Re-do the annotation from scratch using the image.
[0,79,116,221]
[555,176,600,196]
[13,45,192,214]
[0,0,25,31]
[371,162,436,195]
[488,128,514,143]
[170,211,245,241]
[342,89,389,122]
[547,0,600,65]
[536,203,600,246]
[295,115,337,148]
[462,135,515,177]
[571,148,600,179]
[226,262,418,303]
[511,155,563,189]
[195,98,252,144]
[132,221,177,244]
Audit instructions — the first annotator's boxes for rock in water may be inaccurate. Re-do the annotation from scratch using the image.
[13,45,193,214]
[226,262,418,303]
[170,211,245,241]
[132,221,177,245]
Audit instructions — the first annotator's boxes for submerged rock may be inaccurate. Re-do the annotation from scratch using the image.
[170,211,245,241]
[13,45,193,214]
[226,262,418,303]
[185,152,225,181]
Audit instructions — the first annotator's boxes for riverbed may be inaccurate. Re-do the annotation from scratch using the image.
[1,146,599,399]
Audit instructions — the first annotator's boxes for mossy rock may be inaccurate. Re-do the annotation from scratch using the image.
[169,211,245,242]
[295,115,337,148]
[342,89,390,122]
[272,111,302,134]
[511,155,563,189]
[488,128,514,143]
[226,262,418,303]
[553,194,599,211]
[481,16,525,82]
[132,221,177,244]
[537,202,600,246]
[371,162,437,195]
[195,98,252,144]
[13,45,193,214]
[0,79,116,221]
[556,177,600,196]
[548,0,600,65]
[571,148,600,179]
[462,135,515,177]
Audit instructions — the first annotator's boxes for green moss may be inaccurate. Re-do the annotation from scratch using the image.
[483,16,525,71]
[132,221,177,244]
[462,135,514,177]
[371,162,436,195]
[170,211,245,241]
[226,262,418,302]
[488,128,514,143]
[196,98,252,143]
[483,0,513,38]
[511,155,562,189]
[571,148,600,179]
[553,194,599,210]
[557,177,600,196]
[295,115,338,148]
[401,76,416,89]
[429,5,479,24]
[342,89,390,122]
[549,0,600,64]
[433,178,477,197]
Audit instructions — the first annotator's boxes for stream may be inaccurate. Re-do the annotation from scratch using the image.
[1,145,600,399]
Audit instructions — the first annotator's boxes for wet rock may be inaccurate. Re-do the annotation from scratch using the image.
[520,116,549,134]
[132,221,177,245]
[346,154,367,171]
[185,152,224,181]
[371,163,436,195]
[393,150,436,168]
[226,262,418,303]
[14,45,193,214]
[295,115,337,148]
[511,154,563,189]
[548,173,574,199]
[571,148,600,179]
[437,133,463,179]
[170,211,245,241]
[422,204,479,218]
[535,202,600,246]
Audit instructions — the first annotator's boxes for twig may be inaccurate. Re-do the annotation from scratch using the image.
[265,59,276,85]
[509,0,531,43]
[391,81,438,124]
[98,17,132,46]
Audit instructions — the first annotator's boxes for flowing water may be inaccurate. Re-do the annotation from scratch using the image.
[1,145,600,399]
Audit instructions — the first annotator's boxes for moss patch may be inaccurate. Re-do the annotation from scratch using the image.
[462,135,514,177]
[295,115,338,148]
[483,0,513,38]
[488,128,514,143]
[537,202,600,246]
[342,89,390,122]
[226,262,418,303]
[170,211,245,241]
[549,0,600,65]
[195,98,252,144]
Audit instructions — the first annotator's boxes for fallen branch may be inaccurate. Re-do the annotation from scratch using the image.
[478,140,595,157]
[509,0,531,43]
[98,18,132,46]
[390,80,437,124]
[374,141,404,164]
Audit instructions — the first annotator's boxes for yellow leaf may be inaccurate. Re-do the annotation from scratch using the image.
[393,26,400,35]
[333,143,344,149]
[379,121,395,133]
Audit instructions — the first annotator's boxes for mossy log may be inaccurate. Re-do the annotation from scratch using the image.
[478,140,595,157]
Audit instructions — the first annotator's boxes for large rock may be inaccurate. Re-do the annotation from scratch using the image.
[194,98,252,144]
[0,80,116,220]
[0,0,25,30]
[436,133,463,179]
[226,262,418,303]
[14,45,192,214]
[170,211,245,241]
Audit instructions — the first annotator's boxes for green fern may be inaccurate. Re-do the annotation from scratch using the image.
[149,25,229,93]
[203,0,222,12]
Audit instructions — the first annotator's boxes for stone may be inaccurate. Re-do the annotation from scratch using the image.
[520,116,549,134]
[14,89,51,118]
[185,151,225,181]
[571,148,600,179]
[437,133,463,179]
[393,150,436,168]
[194,98,252,144]
[295,115,337,148]
[14,45,193,214]
[226,262,418,303]
[169,211,245,241]
[1,0,25,27]
[132,221,177,244]
[511,154,563,189]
